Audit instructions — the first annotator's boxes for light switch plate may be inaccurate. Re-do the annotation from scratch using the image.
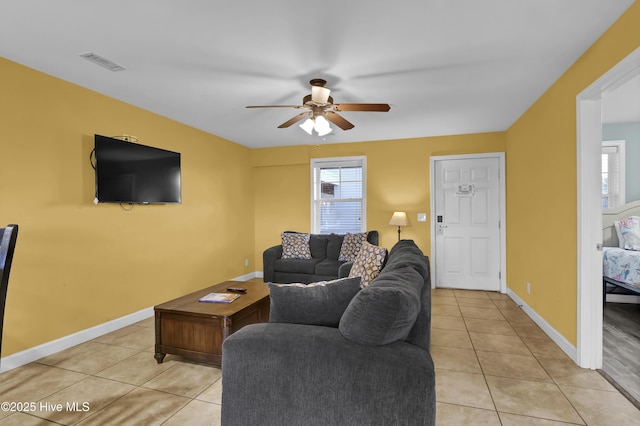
[417,213,427,222]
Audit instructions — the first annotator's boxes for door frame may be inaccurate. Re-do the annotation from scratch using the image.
[430,152,507,293]
[576,47,640,369]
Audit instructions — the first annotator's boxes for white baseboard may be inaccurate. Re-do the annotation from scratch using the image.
[506,288,577,362]
[0,307,154,373]
[1,271,265,373]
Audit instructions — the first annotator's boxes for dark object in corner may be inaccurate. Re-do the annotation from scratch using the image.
[0,224,19,366]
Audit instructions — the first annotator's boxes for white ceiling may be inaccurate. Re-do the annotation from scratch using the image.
[0,0,635,148]
[602,74,640,124]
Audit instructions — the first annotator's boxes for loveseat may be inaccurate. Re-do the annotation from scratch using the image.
[263,230,379,284]
[222,240,435,425]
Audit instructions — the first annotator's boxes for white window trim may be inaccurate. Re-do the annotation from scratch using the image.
[310,156,367,234]
[602,140,626,210]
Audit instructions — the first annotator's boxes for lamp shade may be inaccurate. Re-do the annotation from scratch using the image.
[388,211,408,226]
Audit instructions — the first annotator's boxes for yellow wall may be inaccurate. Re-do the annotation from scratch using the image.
[0,58,254,357]
[253,133,506,268]
[505,3,640,345]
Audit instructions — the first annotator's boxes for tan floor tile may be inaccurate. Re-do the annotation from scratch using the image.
[93,325,154,350]
[163,399,221,426]
[460,306,505,321]
[454,289,491,299]
[510,321,548,339]
[431,346,482,374]
[133,317,155,328]
[431,328,473,350]
[491,299,518,310]
[33,376,136,424]
[432,315,467,331]
[432,295,458,306]
[95,351,175,385]
[553,370,617,392]
[53,343,139,375]
[196,378,222,404]
[0,412,58,425]
[487,292,511,301]
[457,297,498,308]
[436,369,495,410]
[464,318,516,336]
[470,332,531,355]
[485,376,583,424]
[0,364,87,404]
[142,362,222,398]
[76,387,189,426]
[432,304,462,318]
[536,355,588,380]
[477,351,551,382]
[521,336,568,360]
[498,412,581,425]
[436,402,501,425]
[432,288,455,297]
[500,307,534,323]
[561,385,640,425]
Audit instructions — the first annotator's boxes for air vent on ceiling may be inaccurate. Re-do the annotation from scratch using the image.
[79,52,126,72]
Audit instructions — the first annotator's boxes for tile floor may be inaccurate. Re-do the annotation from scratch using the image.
[0,288,639,425]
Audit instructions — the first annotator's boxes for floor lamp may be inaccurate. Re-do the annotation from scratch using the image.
[389,211,408,242]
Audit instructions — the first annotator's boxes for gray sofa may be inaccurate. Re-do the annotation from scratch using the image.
[263,231,379,284]
[222,240,435,426]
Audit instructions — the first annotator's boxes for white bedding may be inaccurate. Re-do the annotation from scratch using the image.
[603,247,640,288]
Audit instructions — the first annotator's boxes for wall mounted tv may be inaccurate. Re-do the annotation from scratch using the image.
[94,134,181,204]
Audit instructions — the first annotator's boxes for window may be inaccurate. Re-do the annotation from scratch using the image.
[601,140,626,209]
[311,156,366,234]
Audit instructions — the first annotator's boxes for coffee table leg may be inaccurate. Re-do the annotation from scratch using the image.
[154,352,166,364]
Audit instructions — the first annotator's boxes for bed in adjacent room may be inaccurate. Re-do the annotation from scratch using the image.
[602,200,640,304]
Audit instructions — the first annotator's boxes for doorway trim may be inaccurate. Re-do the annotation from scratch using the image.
[429,152,507,293]
[576,47,640,369]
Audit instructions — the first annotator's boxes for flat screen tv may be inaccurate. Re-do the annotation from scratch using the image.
[94,134,181,204]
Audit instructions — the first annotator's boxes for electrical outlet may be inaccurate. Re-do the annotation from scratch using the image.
[526,282,531,294]
[244,258,249,267]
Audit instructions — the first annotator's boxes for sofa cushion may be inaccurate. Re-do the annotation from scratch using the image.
[348,241,388,287]
[338,232,368,261]
[315,259,347,277]
[308,234,329,258]
[281,232,311,259]
[274,258,322,275]
[339,266,422,345]
[326,233,345,260]
[268,276,362,327]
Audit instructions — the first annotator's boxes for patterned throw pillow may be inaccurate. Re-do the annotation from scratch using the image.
[349,241,388,287]
[617,216,640,251]
[338,232,368,261]
[281,232,312,259]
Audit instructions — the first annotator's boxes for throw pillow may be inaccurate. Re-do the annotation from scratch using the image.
[268,276,362,327]
[338,232,368,261]
[339,266,422,345]
[281,232,312,259]
[349,241,388,287]
[617,216,640,251]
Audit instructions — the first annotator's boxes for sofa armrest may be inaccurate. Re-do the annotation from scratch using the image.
[222,323,435,426]
[338,261,354,278]
[263,245,283,282]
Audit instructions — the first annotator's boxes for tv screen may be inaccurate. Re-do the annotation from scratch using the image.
[94,134,181,204]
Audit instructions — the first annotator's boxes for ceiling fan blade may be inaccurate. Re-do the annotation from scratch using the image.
[324,112,355,130]
[246,105,305,109]
[334,103,391,112]
[278,112,310,128]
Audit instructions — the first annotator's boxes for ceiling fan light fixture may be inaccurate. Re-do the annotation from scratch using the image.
[311,86,331,104]
[299,118,315,135]
[314,115,332,136]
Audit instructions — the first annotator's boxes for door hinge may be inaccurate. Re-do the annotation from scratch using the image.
[499,271,502,280]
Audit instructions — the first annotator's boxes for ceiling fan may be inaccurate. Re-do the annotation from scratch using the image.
[246,79,390,135]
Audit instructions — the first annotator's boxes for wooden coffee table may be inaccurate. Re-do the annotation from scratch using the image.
[154,280,269,367]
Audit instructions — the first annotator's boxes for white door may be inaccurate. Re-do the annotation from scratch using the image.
[431,154,503,291]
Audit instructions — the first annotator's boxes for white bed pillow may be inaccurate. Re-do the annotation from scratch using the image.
[616,216,640,251]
